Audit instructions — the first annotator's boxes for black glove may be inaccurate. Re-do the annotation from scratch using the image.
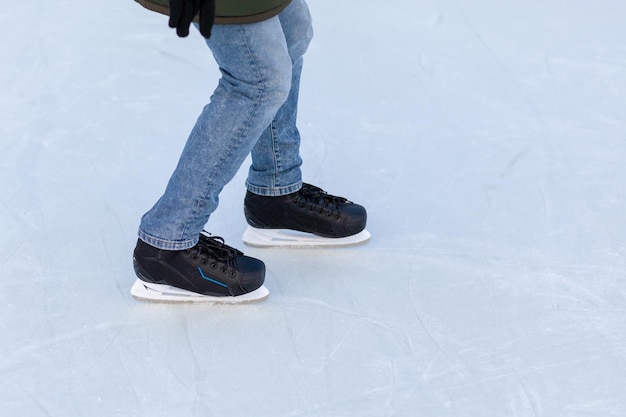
[168,0,216,38]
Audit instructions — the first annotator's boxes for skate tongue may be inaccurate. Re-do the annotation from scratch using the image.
[299,184,351,214]
[197,231,243,265]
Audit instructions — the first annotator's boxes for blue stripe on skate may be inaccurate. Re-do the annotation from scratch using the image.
[198,267,228,288]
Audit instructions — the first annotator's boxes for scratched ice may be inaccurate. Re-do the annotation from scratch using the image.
[1,1,625,416]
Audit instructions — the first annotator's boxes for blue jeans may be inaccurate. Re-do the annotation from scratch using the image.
[138,0,313,250]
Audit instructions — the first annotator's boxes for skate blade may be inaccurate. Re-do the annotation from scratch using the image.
[130,280,269,304]
[242,226,371,248]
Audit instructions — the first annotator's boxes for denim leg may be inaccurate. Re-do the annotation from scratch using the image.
[246,0,314,197]
[138,18,293,250]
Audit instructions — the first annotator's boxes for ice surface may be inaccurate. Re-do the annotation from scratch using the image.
[1,1,625,416]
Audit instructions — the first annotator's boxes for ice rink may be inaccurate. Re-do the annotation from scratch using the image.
[2,1,625,415]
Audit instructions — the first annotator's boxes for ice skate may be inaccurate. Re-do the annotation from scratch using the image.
[243,183,370,248]
[131,231,268,303]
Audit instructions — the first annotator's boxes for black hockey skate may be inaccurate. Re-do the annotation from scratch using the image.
[131,232,268,303]
[242,183,370,247]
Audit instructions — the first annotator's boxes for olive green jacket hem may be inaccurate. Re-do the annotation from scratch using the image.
[134,0,292,25]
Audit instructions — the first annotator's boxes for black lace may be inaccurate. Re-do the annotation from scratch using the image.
[294,184,351,217]
[187,231,241,268]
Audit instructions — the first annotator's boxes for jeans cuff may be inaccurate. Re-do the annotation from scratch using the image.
[245,180,302,197]
[137,229,198,251]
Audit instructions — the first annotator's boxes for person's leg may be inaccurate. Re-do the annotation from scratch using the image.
[138,17,293,251]
[246,0,314,197]
[241,0,369,247]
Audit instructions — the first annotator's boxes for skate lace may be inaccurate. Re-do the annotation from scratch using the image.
[294,183,351,217]
[189,231,242,267]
